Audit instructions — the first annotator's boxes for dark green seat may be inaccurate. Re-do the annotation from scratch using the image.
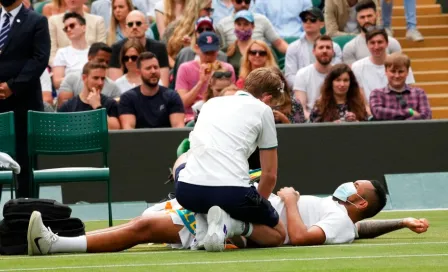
[150,22,160,41]
[0,111,16,200]
[28,109,113,226]
[332,35,355,50]
[34,0,50,14]
[176,138,190,158]
[273,36,299,71]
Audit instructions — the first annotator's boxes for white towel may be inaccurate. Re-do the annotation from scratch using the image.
[0,152,20,174]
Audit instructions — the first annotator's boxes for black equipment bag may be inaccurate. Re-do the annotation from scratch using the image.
[0,198,85,255]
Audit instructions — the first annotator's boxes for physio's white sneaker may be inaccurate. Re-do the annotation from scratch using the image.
[203,206,233,252]
[27,211,59,255]
[191,213,208,250]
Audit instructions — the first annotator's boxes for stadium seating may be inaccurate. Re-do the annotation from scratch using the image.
[332,35,355,50]
[150,22,160,41]
[34,0,50,14]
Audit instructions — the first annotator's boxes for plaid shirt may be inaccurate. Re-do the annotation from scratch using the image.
[370,85,432,120]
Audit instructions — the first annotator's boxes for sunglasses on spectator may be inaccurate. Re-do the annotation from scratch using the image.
[197,27,214,34]
[212,71,232,79]
[123,55,138,62]
[127,21,142,28]
[248,50,267,57]
[395,94,408,108]
[303,17,318,23]
[62,23,76,32]
[235,0,251,4]
[203,7,214,13]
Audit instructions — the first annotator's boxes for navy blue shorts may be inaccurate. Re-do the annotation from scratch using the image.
[174,164,279,228]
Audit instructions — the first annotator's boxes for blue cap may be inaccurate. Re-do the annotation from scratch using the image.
[234,10,254,23]
[197,31,220,52]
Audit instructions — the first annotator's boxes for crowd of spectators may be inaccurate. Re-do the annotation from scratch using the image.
[38,0,432,128]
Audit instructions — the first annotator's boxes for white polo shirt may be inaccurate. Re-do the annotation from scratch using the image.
[178,90,278,188]
[268,194,357,245]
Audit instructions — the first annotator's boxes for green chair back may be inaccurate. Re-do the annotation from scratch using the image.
[0,112,15,157]
[273,36,300,71]
[0,111,16,200]
[150,22,160,41]
[27,109,109,160]
[34,0,50,14]
[332,35,355,50]
[176,138,190,158]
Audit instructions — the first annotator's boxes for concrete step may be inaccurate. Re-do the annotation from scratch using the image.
[413,81,448,94]
[392,14,448,27]
[428,94,448,107]
[403,47,448,58]
[412,58,448,71]
[431,106,448,119]
[414,70,448,82]
[398,36,448,48]
[390,4,442,16]
[394,25,448,37]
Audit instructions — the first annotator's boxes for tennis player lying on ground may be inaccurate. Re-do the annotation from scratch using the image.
[27,155,429,255]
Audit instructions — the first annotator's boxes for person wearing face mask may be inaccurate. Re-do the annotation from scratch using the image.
[27,165,430,255]
[0,0,50,198]
[224,10,254,76]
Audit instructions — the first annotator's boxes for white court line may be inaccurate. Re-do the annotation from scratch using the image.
[1,241,447,260]
[2,253,448,271]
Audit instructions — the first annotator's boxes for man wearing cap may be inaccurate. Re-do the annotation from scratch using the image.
[215,0,288,53]
[170,16,228,90]
[175,31,236,123]
[285,8,342,88]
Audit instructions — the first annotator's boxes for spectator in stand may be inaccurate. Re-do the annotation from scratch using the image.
[40,68,54,111]
[293,35,335,120]
[310,63,368,123]
[236,40,277,89]
[52,12,90,90]
[370,53,431,120]
[285,7,342,88]
[155,0,188,38]
[115,39,147,93]
[254,0,312,38]
[351,28,414,106]
[381,0,423,41]
[175,32,235,123]
[342,0,401,65]
[57,43,121,107]
[191,68,233,117]
[107,0,154,46]
[224,10,256,76]
[216,0,288,54]
[269,67,306,124]
[164,0,213,68]
[108,10,169,85]
[324,0,380,37]
[211,0,255,24]
[48,0,106,65]
[58,62,121,130]
[42,0,89,18]
[119,52,185,129]
[170,16,227,89]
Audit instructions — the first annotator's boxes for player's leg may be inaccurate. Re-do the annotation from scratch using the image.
[27,211,182,255]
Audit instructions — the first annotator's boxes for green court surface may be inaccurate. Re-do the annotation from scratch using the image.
[1,210,447,272]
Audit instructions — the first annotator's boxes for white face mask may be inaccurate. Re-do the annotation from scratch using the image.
[333,182,366,208]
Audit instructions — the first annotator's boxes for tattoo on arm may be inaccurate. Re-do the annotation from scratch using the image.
[356,219,404,239]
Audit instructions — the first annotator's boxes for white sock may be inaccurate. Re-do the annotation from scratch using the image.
[230,218,253,237]
[49,235,87,253]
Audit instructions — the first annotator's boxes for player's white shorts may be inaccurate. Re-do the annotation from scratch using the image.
[141,199,196,249]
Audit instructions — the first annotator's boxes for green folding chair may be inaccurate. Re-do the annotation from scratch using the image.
[27,109,113,226]
[0,111,16,200]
